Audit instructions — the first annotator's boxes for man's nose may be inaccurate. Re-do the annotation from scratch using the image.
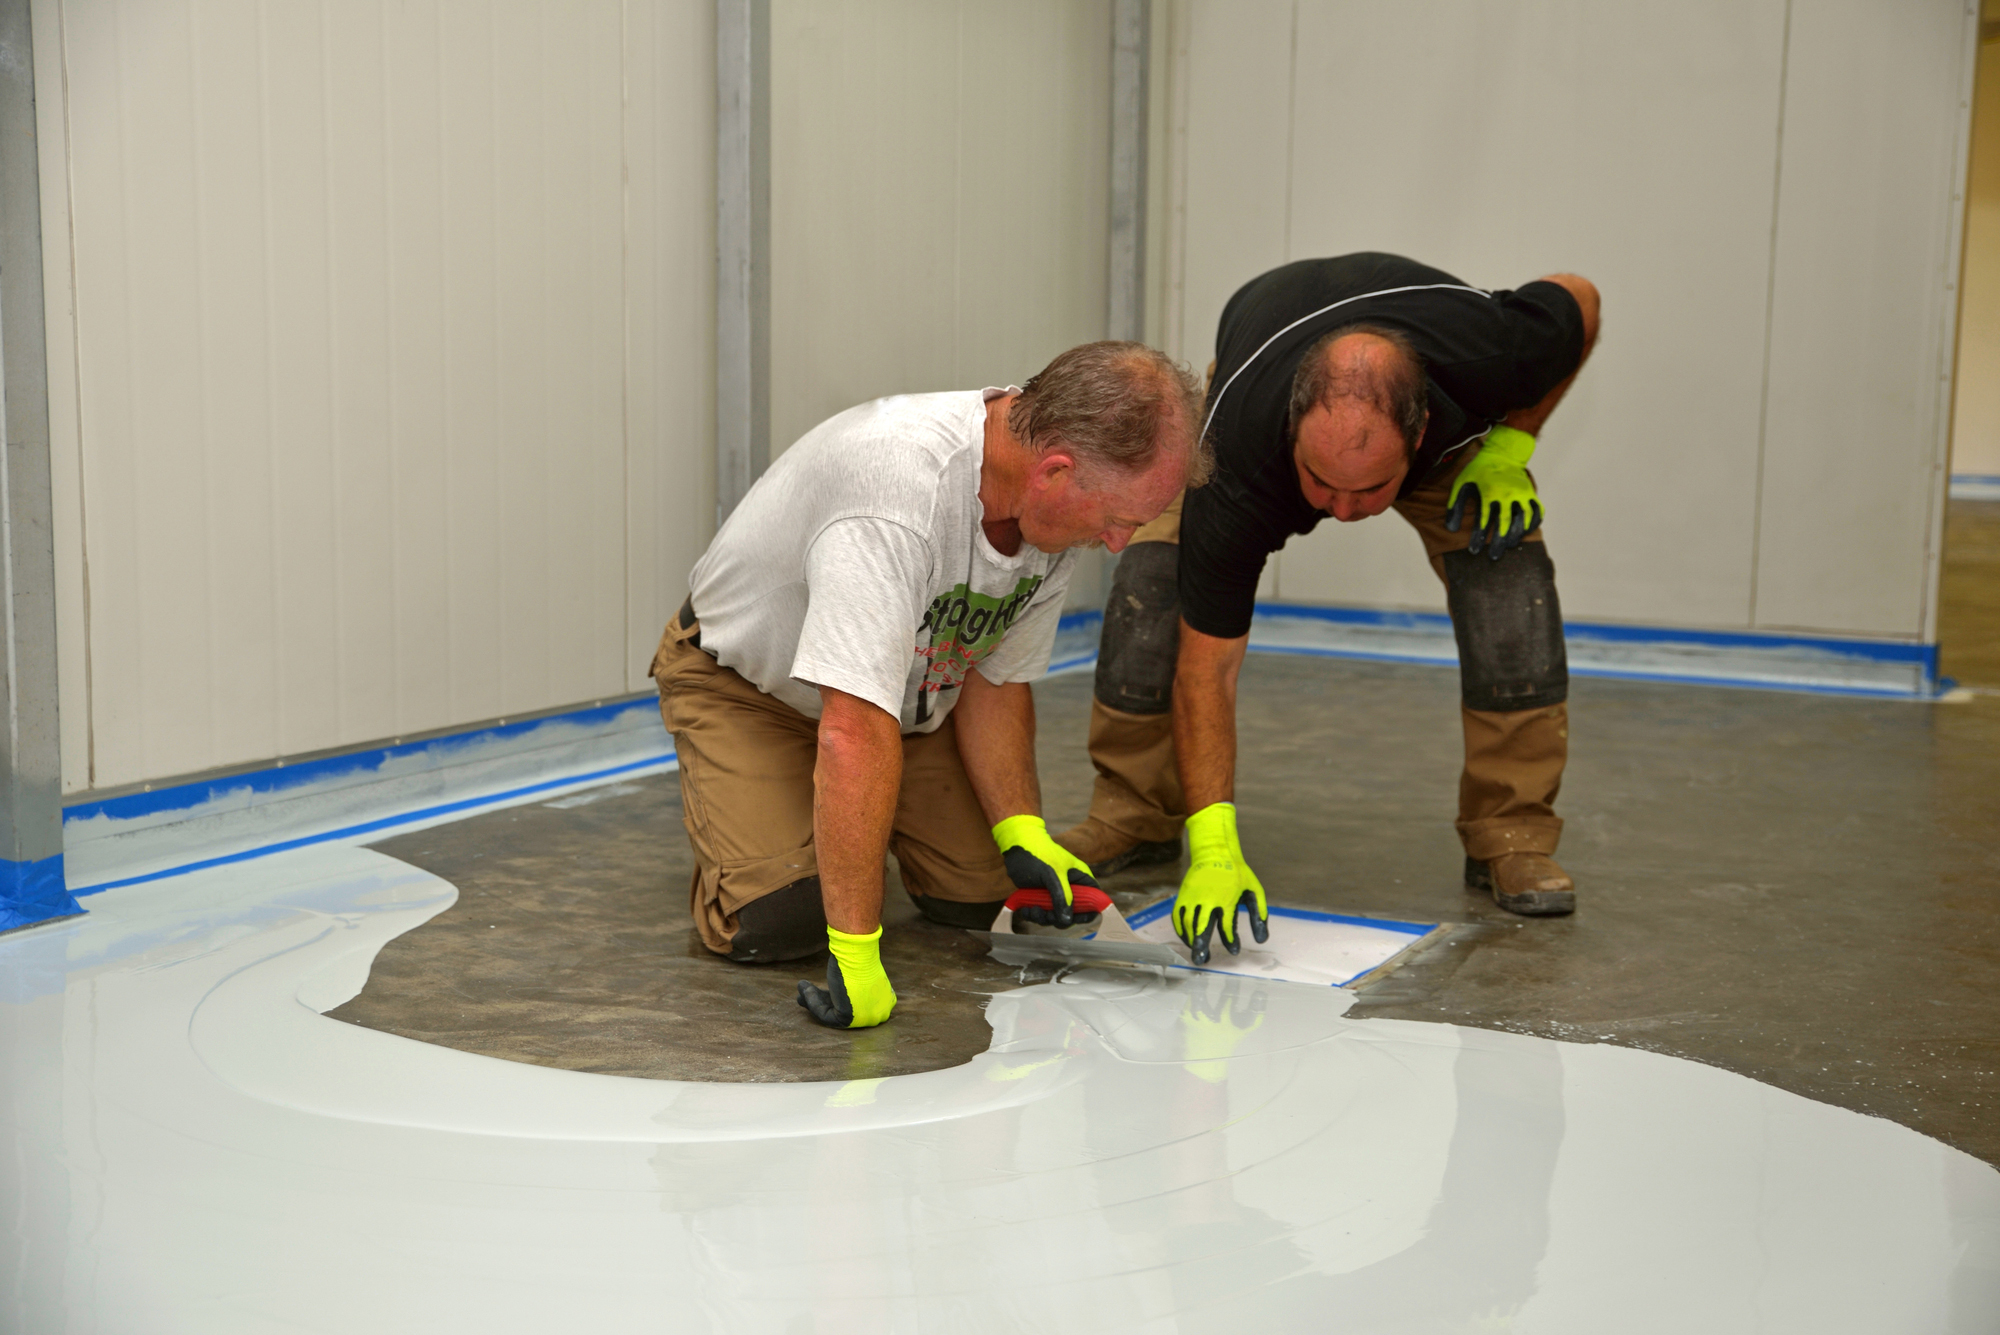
[1330,495,1362,522]
[1103,527,1135,554]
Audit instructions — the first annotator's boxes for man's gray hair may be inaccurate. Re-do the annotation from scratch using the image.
[1288,323,1428,457]
[1009,341,1213,487]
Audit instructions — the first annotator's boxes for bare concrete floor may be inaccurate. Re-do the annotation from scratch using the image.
[1941,499,2000,688]
[333,654,2000,1167]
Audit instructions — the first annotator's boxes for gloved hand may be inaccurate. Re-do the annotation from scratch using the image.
[993,814,1100,929]
[1446,424,1542,560]
[1171,802,1269,965]
[796,925,897,1029]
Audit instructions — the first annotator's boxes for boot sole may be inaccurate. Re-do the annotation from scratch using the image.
[1464,856,1576,917]
[1089,837,1183,879]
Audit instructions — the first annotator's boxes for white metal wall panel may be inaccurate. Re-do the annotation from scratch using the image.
[1754,0,1976,637]
[767,0,1114,455]
[1160,0,1974,640]
[623,0,718,693]
[43,0,713,792]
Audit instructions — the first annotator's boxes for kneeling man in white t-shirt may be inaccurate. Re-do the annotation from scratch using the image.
[650,342,1206,1029]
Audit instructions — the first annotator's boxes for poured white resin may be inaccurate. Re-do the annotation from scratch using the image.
[4,846,1996,1331]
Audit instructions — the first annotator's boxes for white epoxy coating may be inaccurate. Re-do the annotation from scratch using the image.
[4,848,1998,1332]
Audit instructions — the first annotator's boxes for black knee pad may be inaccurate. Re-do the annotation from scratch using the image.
[1444,544,1568,712]
[728,876,827,963]
[1094,541,1181,715]
[910,895,1007,930]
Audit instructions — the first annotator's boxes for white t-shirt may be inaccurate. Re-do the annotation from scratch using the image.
[687,388,1077,734]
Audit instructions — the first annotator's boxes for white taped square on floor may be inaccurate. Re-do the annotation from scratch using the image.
[1117,900,1435,987]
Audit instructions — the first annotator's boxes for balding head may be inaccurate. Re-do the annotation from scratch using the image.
[1288,325,1430,523]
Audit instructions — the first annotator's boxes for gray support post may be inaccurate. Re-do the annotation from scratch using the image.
[0,0,78,930]
[1108,0,1151,343]
[716,0,770,526]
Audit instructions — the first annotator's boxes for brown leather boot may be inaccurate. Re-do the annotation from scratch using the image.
[1466,852,1576,917]
[1054,816,1182,879]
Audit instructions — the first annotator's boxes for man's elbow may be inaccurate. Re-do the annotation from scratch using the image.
[1545,272,1601,346]
[817,696,897,760]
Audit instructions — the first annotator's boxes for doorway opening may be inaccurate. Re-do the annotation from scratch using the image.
[1942,3,2000,690]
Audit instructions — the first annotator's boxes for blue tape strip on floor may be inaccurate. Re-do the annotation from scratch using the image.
[67,696,666,826]
[70,751,677,898]
[1252,600,1936,668]
[1122,897,1432,938]
[1242,642,1939,699]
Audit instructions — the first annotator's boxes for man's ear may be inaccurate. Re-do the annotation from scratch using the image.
[1029,449,1077,490]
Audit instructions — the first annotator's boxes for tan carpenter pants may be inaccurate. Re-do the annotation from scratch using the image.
[651,608,1014,956]
[1084,452,1568,862]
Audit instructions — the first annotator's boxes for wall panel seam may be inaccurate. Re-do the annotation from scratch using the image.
[51,0,93,786]
[1747,0,1794,629]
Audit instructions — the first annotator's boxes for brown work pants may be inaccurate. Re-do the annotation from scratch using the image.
[651,608,1014,957]
[1083,453,1567,862]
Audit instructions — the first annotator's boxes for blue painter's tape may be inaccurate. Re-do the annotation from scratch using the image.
[0,854,85,933]
[70,751,675,898]
[1057,609,1103,633]
[1245,641,1936,700]
[1122,897,1430,937]
[65,696,666,826]
[1251,600,1935,668]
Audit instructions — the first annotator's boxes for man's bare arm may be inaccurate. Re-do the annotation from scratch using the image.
[952,670,1041,825]
[1173,621,1250,813]
[814,686,904,935]
[1504,273,1601,436]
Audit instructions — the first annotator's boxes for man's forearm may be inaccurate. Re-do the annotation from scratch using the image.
[1174,622,1248,813]
[953,670,1041,825]
[814,688,904,934]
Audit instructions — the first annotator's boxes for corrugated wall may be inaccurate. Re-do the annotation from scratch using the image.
[38,0,717,794]
[37,0,1118,796]
[1150,0,1977,641]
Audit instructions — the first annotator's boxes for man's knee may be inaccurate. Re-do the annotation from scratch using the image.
[1444,545,1568,712]
[1094,541,1180,715]
[726,876,826,963]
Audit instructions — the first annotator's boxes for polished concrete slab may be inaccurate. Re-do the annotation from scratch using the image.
[336,653,2000,1168]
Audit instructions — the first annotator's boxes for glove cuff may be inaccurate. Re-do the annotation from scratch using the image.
[1480,424,1537,465]
[1185,801,1238,859]
[991,813,1048,850]
[826,924,884,974]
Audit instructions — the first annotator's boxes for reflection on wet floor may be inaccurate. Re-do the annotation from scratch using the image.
[4,846,1996,1331]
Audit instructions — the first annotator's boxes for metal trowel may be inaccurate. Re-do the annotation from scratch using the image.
[970,901,1182,970]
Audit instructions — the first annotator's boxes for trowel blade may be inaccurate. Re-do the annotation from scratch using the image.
[971,902,1183,970]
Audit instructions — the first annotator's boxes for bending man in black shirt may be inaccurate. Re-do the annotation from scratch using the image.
[1057,253,1600,959]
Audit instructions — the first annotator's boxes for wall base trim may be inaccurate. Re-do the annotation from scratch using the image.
[64,698,677,896]
[1243,603,1938,698]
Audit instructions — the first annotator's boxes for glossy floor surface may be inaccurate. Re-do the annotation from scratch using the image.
[5,847,1997,1332]
[340,659,2000,1168]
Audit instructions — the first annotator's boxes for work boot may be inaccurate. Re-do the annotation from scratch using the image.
[1053,817,1182,879]
[1465,853,1576,917]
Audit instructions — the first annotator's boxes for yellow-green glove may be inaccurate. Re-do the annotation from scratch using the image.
[1171,802,1269,966]
[994,814,1102,929]
[1446,424,1543,560]
[797,925,897,1029]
